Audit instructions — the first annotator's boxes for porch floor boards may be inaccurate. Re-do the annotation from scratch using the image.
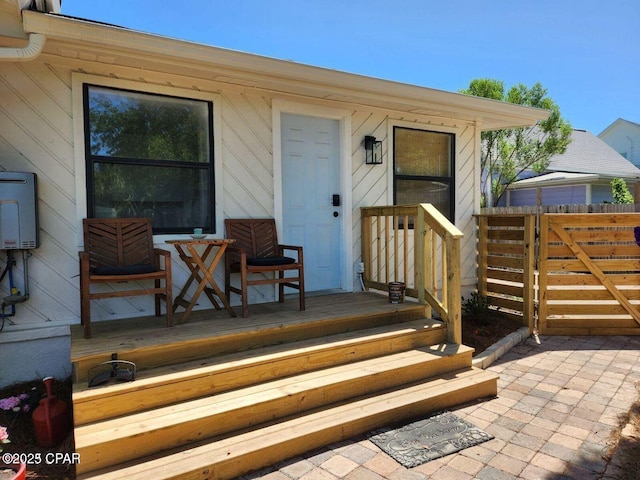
[71,292,425,383]
[71,292,422,354]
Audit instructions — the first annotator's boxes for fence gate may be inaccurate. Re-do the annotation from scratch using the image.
[477,211,640,336]
[538,213,640,335]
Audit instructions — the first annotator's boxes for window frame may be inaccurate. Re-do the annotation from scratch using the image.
[82,83,216,235]
[392,126,456,222]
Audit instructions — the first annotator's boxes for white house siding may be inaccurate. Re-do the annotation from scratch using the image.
[454,124,479,291]
[221,92,275,219]
[350,110,389,287]
[599,121,640,168]
[350,116,479,293]
[0,55,482,385]
[1,60,78,386]
[0,61,78,327]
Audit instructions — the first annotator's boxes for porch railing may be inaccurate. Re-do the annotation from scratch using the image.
[360,204,463,344]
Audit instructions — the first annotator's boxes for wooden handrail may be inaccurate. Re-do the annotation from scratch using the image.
[361,204,463,344]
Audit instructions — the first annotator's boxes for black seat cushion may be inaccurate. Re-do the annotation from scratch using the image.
[92,264,158,276]
[246,256,296,267]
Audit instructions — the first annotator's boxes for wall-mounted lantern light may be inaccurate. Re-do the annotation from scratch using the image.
[364,135,382,165]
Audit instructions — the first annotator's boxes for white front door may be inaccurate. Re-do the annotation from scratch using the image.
[281,113,342,292]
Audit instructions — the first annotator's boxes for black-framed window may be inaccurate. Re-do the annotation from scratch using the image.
[83,84,215,234]
[393,126,455,221]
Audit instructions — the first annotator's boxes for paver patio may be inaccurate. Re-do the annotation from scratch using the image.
[243,334,640,479]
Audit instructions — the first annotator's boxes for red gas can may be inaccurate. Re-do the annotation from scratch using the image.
[32,377,70,447]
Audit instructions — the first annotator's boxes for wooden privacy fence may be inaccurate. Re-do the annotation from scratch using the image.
[361,204,463,344]
[476,214,536,331]
[477,212,640,336]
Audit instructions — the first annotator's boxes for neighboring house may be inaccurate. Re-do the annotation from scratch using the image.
[599,118,640,168]
[0,0,547,386]
[501,129,640,207]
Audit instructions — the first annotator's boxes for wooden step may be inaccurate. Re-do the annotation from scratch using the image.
[73,318,446,425]
[75,344,473,473]
[76,367,498,480]
[71,299,426,383]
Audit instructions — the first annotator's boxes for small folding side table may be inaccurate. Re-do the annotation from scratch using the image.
[165,238,237,322]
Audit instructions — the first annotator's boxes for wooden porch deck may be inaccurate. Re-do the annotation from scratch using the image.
[70,292,426,382]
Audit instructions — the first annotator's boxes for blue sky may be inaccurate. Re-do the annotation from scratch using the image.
[61,1,639,134]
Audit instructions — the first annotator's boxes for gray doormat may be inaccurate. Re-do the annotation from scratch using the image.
[369,411,494,468]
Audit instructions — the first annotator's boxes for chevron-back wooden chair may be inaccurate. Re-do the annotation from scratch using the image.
[224,218,305,317]
[79,218,173,338]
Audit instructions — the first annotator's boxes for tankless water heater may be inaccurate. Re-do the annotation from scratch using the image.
[0,171,39,249]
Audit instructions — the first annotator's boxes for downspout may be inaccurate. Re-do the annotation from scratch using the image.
[0,33,46,61]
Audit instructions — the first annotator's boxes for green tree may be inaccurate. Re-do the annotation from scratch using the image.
[611,178,634,204]
[460,79,573,206]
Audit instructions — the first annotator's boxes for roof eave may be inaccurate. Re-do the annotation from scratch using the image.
[510,173,640,189]
[21,11,549,130]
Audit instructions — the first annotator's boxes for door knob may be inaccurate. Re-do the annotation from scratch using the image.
[333,211,339,217]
